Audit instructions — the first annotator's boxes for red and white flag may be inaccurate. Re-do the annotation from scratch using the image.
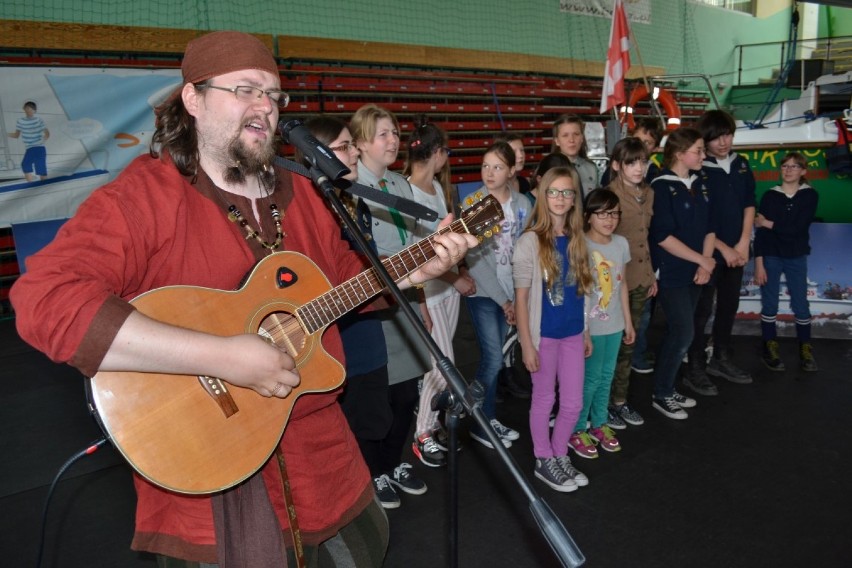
[599,0,632,114]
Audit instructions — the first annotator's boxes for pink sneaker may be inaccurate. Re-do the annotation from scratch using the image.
[568,431,598,459]
[589,425,622,453]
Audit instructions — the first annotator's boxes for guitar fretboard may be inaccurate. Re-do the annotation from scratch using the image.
[297,220,466,334]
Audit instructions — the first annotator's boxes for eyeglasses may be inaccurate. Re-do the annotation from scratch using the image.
[328,142,356,153]
[686,148,706,156]
[545,188,576,199]
[781,164,803,170]
[205,84,290,108]
[592,211,622,219]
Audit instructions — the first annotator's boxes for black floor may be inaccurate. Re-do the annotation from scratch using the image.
[2,306,852,568]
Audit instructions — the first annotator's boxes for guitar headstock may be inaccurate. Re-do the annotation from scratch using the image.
[460,192,504,241]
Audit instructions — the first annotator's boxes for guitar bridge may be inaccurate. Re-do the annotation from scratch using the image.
[197,375,239,418]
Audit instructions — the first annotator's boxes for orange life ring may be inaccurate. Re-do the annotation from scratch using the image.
[619,85,682,132]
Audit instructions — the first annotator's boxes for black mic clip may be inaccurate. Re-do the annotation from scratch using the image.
[279,119,351,182]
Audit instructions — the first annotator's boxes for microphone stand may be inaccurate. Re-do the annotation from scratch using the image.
[291,158,585,567]
[429,385,467,567]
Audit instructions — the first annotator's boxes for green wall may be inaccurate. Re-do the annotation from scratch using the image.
[3,0,793,85]
[819,4,852,37]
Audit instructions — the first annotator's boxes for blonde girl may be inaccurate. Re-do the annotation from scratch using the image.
[513,166,593,492]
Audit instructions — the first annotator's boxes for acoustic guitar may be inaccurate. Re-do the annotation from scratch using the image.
[88,194,503,494]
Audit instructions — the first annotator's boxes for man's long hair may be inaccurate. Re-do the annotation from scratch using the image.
[149,81,276,189]
[150,85,201,178]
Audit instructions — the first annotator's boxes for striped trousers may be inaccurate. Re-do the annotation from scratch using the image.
[414,290,461,438]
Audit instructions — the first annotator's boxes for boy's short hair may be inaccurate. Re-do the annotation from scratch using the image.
[23,101,37,111]
[695,110,736,143]
[631,117,662,146]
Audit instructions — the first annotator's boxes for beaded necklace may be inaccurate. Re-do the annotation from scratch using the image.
[227,202,284,250]
[216,172,285,251]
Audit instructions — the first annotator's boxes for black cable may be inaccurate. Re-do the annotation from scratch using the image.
[35,437,109,568]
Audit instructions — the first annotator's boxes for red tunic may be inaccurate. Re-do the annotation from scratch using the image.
[11,154,373,562]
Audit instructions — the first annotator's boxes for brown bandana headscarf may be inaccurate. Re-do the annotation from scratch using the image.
[181,30,279,84]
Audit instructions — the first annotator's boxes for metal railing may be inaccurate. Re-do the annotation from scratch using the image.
[734,34,852,87]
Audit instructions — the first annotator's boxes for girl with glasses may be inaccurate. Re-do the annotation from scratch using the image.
[753,152,819,372]
[648,127,717,420]
[298,116,403,507]
[567,188,635,458]
[512,166,593,491]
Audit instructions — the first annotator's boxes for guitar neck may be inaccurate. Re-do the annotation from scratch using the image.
[297,219,467,333]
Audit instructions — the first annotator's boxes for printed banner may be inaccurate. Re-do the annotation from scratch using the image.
[735,223,852,340]
[0,67,181,227]
[559,0,652,25]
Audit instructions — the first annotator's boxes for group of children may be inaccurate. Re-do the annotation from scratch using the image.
[461,111,820,493]
[307,105,820,501]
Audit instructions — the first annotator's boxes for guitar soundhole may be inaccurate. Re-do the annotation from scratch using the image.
[258,311,306,359]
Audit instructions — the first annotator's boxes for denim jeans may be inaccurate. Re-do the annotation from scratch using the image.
[466,296,509,425]
[760,255,811,339]
[652,285,702,399]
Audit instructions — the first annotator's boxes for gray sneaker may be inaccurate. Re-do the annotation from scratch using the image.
[555,455,589,487]
[534,457,578,493]
[618,403,644,426]
[707,358,753,384]
[683,369,719,396]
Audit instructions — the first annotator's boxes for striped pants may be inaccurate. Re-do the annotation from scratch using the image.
[414,291,461,438]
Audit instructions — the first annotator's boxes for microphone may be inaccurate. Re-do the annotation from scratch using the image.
[279,119,351,182]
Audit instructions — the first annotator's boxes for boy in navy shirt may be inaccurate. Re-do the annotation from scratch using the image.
[684,111,755,397]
